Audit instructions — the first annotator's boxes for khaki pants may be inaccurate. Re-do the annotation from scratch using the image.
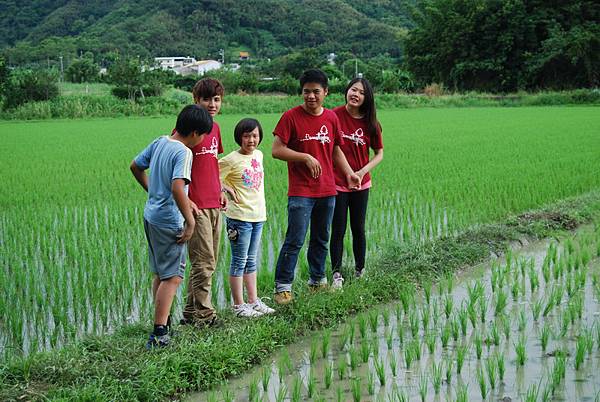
[183,208,221,322]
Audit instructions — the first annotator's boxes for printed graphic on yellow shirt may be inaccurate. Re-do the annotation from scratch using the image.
[242,158,263,189]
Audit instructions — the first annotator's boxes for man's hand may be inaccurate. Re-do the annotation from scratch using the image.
[219,191,228,211]
[346,172,362,191]
[177,220,195,244]
[189,199,200,216]
[304,154,322,179]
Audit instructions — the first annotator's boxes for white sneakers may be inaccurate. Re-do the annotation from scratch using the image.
[233,298,275,318]
[332,272,344,290]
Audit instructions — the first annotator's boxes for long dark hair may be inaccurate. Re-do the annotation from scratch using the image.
[345,77,379,138]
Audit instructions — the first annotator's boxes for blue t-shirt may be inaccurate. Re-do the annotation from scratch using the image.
[134,136,193,230]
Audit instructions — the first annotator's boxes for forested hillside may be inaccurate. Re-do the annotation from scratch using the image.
[0,0,411,65]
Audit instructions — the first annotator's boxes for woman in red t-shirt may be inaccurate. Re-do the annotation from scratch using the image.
[330,77,384,288]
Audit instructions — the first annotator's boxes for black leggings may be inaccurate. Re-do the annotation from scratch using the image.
[330,189,369,273]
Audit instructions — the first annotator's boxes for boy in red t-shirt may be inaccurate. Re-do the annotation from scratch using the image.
[181,78,228,326]
[272,69,360,305]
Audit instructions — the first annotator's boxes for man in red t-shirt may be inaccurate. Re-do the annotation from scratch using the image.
[181,78,227,326]
[272,69,360,305]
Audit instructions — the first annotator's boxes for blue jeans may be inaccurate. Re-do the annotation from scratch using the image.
[226,218,264,277]
[275,196,336,292]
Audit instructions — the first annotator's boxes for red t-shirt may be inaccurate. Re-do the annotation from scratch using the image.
[333,106,383,192]
[273,106,343,197]
[189,122,224,209]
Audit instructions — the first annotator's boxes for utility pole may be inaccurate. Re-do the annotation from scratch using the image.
[218,49,225,65]
[59,55,64,82]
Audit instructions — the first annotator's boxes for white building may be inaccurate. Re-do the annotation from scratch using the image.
[154,57,222,76]
[154,56,197,70]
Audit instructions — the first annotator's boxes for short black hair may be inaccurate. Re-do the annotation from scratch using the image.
[192,78,224,101]
[175,105,213,137]
[299,69,328,90]
[234,118,263,146]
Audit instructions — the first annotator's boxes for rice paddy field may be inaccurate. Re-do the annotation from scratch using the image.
[0,105,599,366]
[194,226,600,401]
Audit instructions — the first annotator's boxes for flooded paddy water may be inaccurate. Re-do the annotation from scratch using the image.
[191,225,600,401]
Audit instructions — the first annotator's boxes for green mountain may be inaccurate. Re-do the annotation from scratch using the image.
[0,0,413,65]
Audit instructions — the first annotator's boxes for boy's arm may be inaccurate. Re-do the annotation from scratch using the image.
[333,146,361,190]
[272,136,321,178]
[172,178,195,244]
[130,160,149,192]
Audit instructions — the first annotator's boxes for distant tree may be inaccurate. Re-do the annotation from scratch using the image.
[3,68,59,109]
[108,58,144,100]
[65,57,99,83]
[0,57,8,98]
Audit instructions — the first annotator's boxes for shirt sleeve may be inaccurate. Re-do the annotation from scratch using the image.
[172,147,192,184]
[273,110,292,145]
[133,138,158,170]
[216,126,224,154]
[332,114,344,146]
[218,154,233,184]
[371,123,384,150]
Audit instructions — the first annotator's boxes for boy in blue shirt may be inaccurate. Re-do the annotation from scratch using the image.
[130,105,212,349]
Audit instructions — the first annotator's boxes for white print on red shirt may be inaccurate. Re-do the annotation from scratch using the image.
[196,137,219,158]
[342,128,366,146]
[241,158,263,190]
[300,125,331,145]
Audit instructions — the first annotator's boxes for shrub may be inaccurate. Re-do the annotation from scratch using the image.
[3,68,59,109]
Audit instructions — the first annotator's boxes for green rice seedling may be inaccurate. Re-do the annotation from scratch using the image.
[474,331,483,359]
[455,382,468,402]
[468,302,478,329]
[491,264,499,293]
[262,366,271,392]
[431,361,442,394]
[310,338,319,364]
[336,386,342,402]
[542,259,551,283]
[531,298,543,321]
[585,326,596,354]
[468,280,484,305]
[367,371,375,395]
[369,310,379,333]
[394,386,408,402]
[495,289,508,316]
[322,329,331,358]
[291,374,302,402]
[445,358,453,384]
[383,308,390,327]
[349,345,360,371]
[479,296,488,323]
[451,315,461,342]
[540,322,551,352]
[207,391,217,402]
[476,365,487,399]
[397,321,405,344]
[441,322,451,348]
[541,383,552,402]
[511,279,520,301]
[371,337,380,359]
[489,321,500,346]
[525,382,540,402]
[501,314,511,340]
[400,289,412,314]
[338,355,347,380]
[324,362,333,389]
[425,331,436,354]
[307,369,316,398]
[529,262,539,293]
[421,306,430,332]
[596,322,600,350]
[361,339,370,363]
[495,351,505,381]
[444,294,454,319]
[410,309,420,337]
[395,304,402,321]
[275,383,287,402]
[221,388,234,402]
[458,305,468,336]
[575,335,586,370]
[515,334,527,366]
[339,326,350,351]
[456,344,468,374]
[419,372,429,402]
[390,353,398,376]
[560,310,571,337]
[446,272,454,294]
[404,346,414,370]
[518,309,527,332]
[542,294,554,317]
[486,357,497,390]
[351,377,362,401]
[423,281,432,304]
[386,329,393,350]
[349,320,356,344]
[248,377,259,402]
[432,298,441,326]
[411,338,422,360]
[375,357,386,385]
[358,314,367,339]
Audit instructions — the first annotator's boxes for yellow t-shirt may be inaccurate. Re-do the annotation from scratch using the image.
[218,149,266,222]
